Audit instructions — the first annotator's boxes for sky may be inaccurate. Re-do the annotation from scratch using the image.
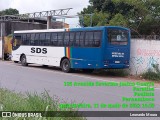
[0,0,90,27]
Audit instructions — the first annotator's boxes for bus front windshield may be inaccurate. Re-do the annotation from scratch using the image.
[12,35,22,50]
[108,29,129,45]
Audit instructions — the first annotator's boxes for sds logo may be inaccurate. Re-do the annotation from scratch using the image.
[31,47,47,54]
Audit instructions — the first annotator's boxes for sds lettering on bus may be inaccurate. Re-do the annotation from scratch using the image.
[31,47,47,54]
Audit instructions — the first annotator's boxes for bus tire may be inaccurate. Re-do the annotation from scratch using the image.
[14,61,19,63]
[82,69,94,73]
[61,59,72,73]
[42,65,48,67]
[21,55,28,66]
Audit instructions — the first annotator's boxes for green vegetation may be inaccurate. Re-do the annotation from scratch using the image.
[0,8,19,16]
[142,64,160,81]
[94,69,129,77]
[79,0,160,35]
[0,89,86,120]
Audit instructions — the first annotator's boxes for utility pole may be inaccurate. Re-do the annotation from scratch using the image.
[0,23,4,60]
[90,14,93,27]
[47,16,52,29]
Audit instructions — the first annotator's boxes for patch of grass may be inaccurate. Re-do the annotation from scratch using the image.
[0,89,86,120]
[142,64,160,81]
[94,69,129,77]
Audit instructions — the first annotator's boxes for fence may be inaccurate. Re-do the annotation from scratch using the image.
[131,35,160,40]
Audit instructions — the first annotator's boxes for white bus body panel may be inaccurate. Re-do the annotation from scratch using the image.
[12,46,65,66]
[12,29,65,66]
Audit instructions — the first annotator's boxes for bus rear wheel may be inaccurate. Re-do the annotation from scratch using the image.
[21,55,28,66]
[14,61,19,63]
[61,59,72,73]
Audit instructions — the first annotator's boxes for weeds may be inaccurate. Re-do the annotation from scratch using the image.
[142,64,160,81]
[94,69,129,77]
[0,88,86,120]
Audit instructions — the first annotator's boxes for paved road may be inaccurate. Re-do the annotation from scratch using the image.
[0,61,160,120]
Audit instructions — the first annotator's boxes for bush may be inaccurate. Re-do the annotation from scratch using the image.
[142,64,160,81]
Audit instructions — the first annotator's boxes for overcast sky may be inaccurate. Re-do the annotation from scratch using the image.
[0,0,90,27]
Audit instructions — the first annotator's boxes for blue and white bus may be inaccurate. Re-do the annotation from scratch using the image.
[12,26,130,73]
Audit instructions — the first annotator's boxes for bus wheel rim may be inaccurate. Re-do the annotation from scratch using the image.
[22,57,26,64]
[63,61,69,70]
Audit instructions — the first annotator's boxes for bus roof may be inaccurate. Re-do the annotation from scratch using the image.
[14,26,129,34]
[14,29,65,33]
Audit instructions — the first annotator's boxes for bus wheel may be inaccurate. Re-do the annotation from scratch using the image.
[21,55,28,66]
[14,61,19,63]
[61,59,72,73]
[42,65,48,68]
[83,69,94,73]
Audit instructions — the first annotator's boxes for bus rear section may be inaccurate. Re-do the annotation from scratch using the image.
[104,27,130,69]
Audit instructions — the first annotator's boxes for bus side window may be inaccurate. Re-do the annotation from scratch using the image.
[22,34,29,45]
[45,33,51,46]
[89,32,94,46]
[85,32,93,47]
[75,32,80,47]
[22,34,27,45]
[30,33,35,45]
[26,34,31,45]
[51,33,58,46]
[58,33,64,46]
[94,31,101,47]
[70,32,75,46]
[39,33,46,46]
[80,32,84,47]
[64,32,69,46]
[34,34,39,45]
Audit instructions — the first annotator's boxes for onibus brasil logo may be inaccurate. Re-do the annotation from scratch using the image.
[1,112,42,118]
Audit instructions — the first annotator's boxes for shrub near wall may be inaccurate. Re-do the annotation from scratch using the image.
[142,64,160,81]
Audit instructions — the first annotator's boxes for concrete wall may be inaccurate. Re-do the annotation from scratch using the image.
[130,39,160,75]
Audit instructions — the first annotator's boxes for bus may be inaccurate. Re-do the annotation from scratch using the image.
[11,26,130,73]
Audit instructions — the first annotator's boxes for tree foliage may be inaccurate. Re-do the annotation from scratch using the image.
[82,11,109,27]
[109,13,128,27]
[0,8,19,16]
[79,0,160,35]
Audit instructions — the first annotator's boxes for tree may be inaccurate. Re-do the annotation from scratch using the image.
[79,0,160,35]
[0,8,19,16]
[82,11,109,27]
[109,13,128,27]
